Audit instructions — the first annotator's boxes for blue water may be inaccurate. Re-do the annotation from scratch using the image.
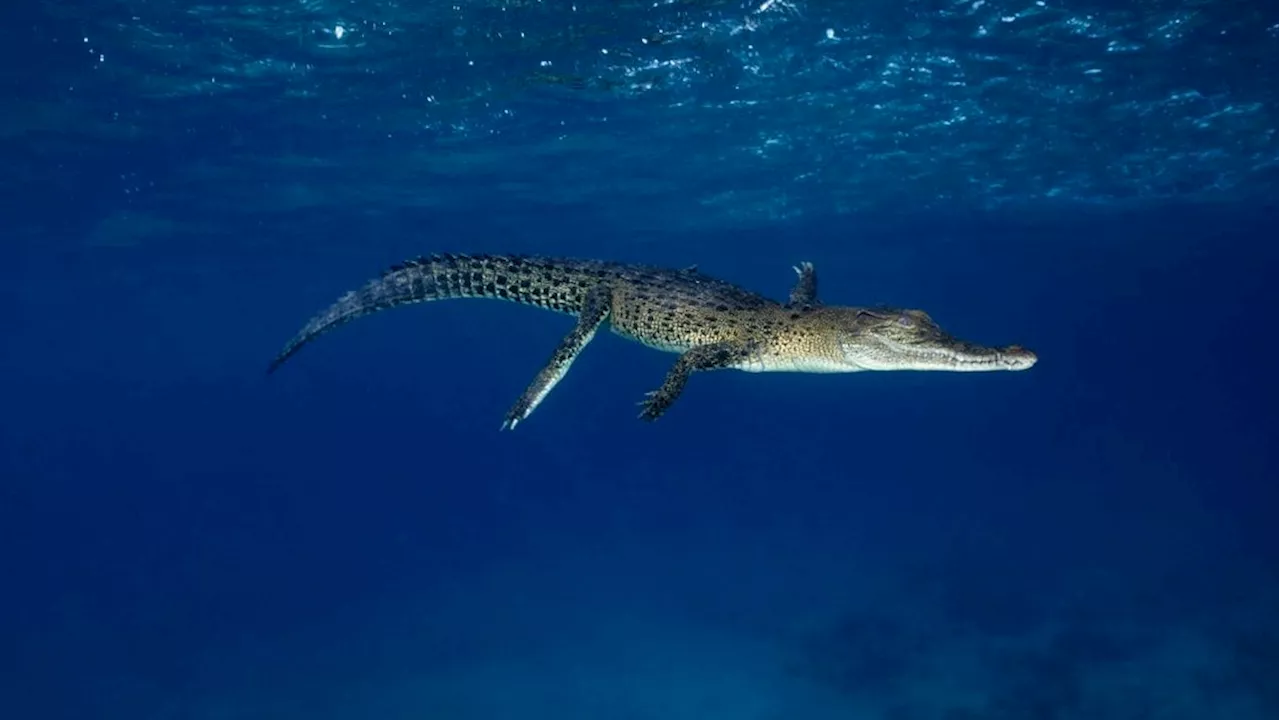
[4,1,1276,718]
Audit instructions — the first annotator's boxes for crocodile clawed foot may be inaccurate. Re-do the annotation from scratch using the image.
[500,405,528,431]
[636,391,666,422]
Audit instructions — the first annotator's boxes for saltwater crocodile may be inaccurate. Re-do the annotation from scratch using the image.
[267,253,1036,429]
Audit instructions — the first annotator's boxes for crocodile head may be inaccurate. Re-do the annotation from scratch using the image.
[838,308,1037,372]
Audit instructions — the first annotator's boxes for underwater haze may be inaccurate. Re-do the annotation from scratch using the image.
[3,0,1276,718]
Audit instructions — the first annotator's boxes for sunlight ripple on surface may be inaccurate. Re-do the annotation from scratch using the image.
[29,0,1279,237]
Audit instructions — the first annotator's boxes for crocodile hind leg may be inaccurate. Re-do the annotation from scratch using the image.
[501,285,613,431]
[638,340,760,422]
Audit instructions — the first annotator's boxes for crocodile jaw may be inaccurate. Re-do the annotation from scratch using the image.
[844,336,1037,372]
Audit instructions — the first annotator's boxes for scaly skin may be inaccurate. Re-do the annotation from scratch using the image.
[268,253,1037,428]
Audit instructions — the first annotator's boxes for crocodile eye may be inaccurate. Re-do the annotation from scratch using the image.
[898,314,915,328]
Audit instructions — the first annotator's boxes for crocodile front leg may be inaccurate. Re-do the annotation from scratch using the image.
[786,261,819,308]
[638,340,760,422]
[502,284,613,430]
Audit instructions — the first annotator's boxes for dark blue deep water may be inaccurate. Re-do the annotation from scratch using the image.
[3,1,1276,718]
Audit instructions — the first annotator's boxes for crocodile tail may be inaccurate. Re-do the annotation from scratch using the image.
[266,253,601,374]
